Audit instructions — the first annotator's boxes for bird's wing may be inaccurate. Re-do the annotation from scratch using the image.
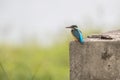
[72,29,80,40]
[72,29,84,43]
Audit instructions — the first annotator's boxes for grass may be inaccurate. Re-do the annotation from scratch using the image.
[0,42,69,80]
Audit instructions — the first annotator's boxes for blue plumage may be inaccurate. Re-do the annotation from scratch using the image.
[66,25,84,44]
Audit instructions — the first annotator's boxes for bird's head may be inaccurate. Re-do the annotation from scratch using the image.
[66,25,78,29]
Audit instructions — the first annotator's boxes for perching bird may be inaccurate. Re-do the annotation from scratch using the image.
[66,25,84,44]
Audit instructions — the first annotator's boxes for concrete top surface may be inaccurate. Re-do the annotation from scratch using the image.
[86,29,120,41]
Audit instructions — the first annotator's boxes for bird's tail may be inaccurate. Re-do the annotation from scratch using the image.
[79,33,84,44]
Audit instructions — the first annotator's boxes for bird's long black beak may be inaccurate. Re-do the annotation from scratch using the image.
[66,26,72,28]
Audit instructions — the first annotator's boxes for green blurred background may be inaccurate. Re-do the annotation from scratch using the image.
[0,40,69,80]
[0,0,120,80]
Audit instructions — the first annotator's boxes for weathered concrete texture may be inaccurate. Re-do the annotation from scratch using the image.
[87,29,120,41]
[70,30,120,80]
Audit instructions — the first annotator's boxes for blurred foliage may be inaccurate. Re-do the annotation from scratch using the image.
[0,41,69,80]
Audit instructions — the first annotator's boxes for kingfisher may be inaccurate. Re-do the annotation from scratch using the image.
[66,25,84,44]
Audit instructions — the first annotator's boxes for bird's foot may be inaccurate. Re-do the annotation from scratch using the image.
[74,39,78,42]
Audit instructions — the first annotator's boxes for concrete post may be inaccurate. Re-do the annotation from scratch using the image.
[70,30,120,80]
